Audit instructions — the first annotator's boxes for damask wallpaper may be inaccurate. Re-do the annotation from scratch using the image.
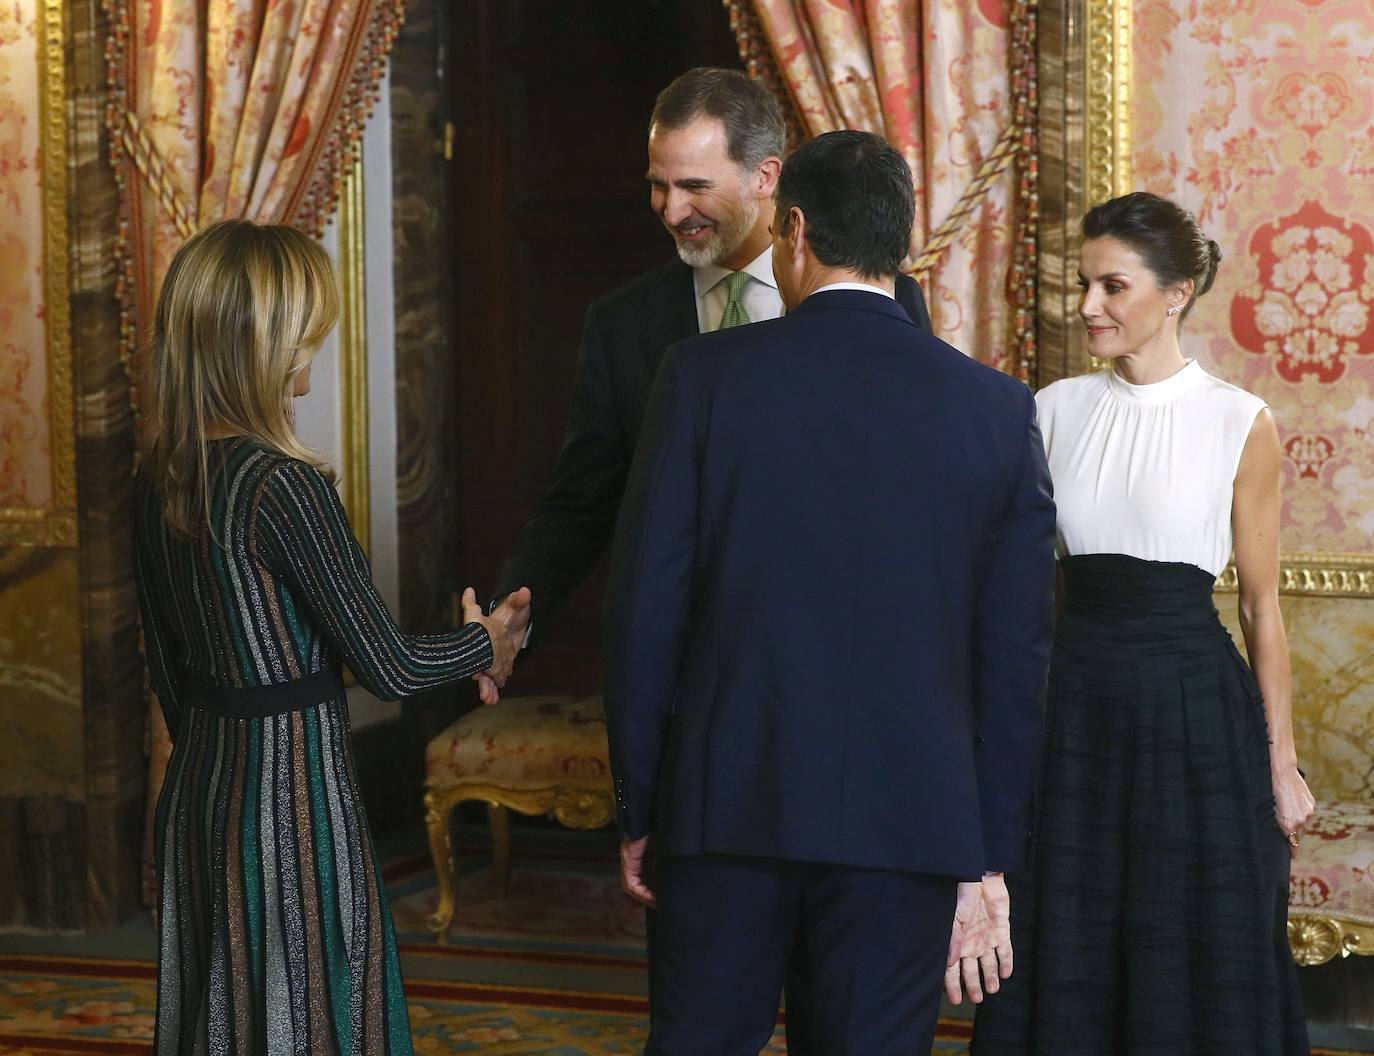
[1132,0,1374,552]
[0,1,49,509]
[1131,0,1374,799]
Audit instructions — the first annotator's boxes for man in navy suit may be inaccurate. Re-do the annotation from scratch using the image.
[488,69,931,648]
[604,130,1057,1054]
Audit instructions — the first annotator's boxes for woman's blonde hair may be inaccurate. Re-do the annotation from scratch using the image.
[147,218,339,537]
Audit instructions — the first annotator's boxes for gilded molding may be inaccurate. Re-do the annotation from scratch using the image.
[338,157,371,557]
[1,0,77,548]
[1287,914,1374,967]
[1083,0,1132,376]
[1084,0,1132,208]
[1216,552,1374,599]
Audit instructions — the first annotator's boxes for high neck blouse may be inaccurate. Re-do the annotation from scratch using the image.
[1034,360,1267,577]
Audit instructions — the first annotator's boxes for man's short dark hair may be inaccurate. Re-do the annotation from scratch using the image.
[775,130,915,279]
[650,68,786,170]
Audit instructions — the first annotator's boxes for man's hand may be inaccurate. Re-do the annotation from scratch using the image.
[944,874,1013,1005]
[493,587,533,642]
[619,835,655,907]
[470,587,532,705]
[460,588,520,697]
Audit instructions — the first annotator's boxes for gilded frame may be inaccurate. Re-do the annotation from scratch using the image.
[338,156,371,558]
[1076,0,1374,598]
[0,0,76,547]
[1085,0,1132,213]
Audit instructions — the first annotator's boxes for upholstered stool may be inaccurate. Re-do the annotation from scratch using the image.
[1289,800,1374,964]
[422,694,614,941]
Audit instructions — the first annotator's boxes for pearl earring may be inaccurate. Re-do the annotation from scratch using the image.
[1167,305,1183,317]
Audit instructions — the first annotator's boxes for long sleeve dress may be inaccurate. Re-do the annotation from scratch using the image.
[133,437,495,1056]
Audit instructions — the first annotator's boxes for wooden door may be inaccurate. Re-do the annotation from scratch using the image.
[451,0,739,693]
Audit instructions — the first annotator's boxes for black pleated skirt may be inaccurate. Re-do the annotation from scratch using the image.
[972,554,1309,1055]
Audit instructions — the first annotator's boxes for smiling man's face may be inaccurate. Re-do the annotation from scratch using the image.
[647,116,761,270]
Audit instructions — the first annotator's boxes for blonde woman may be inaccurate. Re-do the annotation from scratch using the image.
[133,219,526,1055]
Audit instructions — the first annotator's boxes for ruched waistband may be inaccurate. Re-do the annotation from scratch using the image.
[1057,553,1226,655]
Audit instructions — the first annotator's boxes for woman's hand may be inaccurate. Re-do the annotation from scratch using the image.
[460,587,519,698]
[1272,762,1316,856]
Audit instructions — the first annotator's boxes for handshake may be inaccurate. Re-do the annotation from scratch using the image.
[459,585,532,705]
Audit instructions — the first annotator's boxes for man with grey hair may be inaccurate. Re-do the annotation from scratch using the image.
[488,67,931,644]
[485,67,933,1053]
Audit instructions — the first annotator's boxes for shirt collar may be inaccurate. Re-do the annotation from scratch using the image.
[693,245,778,300]
[811,281,895,300]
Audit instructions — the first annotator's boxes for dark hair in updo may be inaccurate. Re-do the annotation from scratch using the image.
[1082,191,1221,320]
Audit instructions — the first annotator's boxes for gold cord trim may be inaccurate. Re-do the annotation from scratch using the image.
[909,123,1021,279]
[115,111,197,241]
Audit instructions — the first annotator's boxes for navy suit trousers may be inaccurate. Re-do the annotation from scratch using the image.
[645,855,956,1056]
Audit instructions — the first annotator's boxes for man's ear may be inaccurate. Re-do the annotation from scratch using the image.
[787,206,808,264]
[755,156,782,198]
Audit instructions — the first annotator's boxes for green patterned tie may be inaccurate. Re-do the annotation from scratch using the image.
[717,271,751,329]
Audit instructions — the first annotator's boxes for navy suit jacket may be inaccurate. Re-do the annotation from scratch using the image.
[603,289,1056,878]
[494,259,931,639]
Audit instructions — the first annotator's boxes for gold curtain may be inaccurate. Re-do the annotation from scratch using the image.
[106,0,401,411]
[728,0,1038,379]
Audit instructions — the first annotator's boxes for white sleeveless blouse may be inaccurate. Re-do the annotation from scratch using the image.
[1035,360,1267,577]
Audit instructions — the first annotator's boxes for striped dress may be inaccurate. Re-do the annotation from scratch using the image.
[133,438,494,1056]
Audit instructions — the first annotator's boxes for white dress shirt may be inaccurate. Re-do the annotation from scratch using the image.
[811,281,896,299]
[694,246,784,332]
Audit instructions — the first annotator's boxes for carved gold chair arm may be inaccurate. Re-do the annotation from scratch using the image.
[1287,915,1374,967]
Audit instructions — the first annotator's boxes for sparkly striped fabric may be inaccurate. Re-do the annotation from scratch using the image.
[133,438,494,1055]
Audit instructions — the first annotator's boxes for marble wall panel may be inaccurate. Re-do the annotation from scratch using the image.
[389,0,456,638]
[0,548,83,798]
[0,0,143,930]
[1218,595,1374,804]
[387,0,467,756]
[69,0,145,928]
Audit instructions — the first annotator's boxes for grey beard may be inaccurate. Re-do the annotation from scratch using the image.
[672,195,759,269]
[674,237,722,269]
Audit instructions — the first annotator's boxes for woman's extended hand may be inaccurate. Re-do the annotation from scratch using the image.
[1272,762,1315,856]
[460,587,519,695]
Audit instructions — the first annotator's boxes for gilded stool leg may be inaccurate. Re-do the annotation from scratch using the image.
[424,786,459,943]
[488,803,512,891]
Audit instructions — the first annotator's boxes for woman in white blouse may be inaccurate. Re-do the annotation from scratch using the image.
[968,192,1314,1055]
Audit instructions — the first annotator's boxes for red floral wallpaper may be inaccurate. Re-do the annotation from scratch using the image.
[0,1,49,509]
[1132,0,1374,552]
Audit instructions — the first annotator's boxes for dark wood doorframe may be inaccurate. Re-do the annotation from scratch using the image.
[449,0,740,695]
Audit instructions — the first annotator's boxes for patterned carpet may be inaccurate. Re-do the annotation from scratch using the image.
[0,954,975,1054]
[0,829,1367,1054]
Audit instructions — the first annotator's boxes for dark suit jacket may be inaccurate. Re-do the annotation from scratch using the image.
[493,259,932,637]
[603,290,1056,878]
